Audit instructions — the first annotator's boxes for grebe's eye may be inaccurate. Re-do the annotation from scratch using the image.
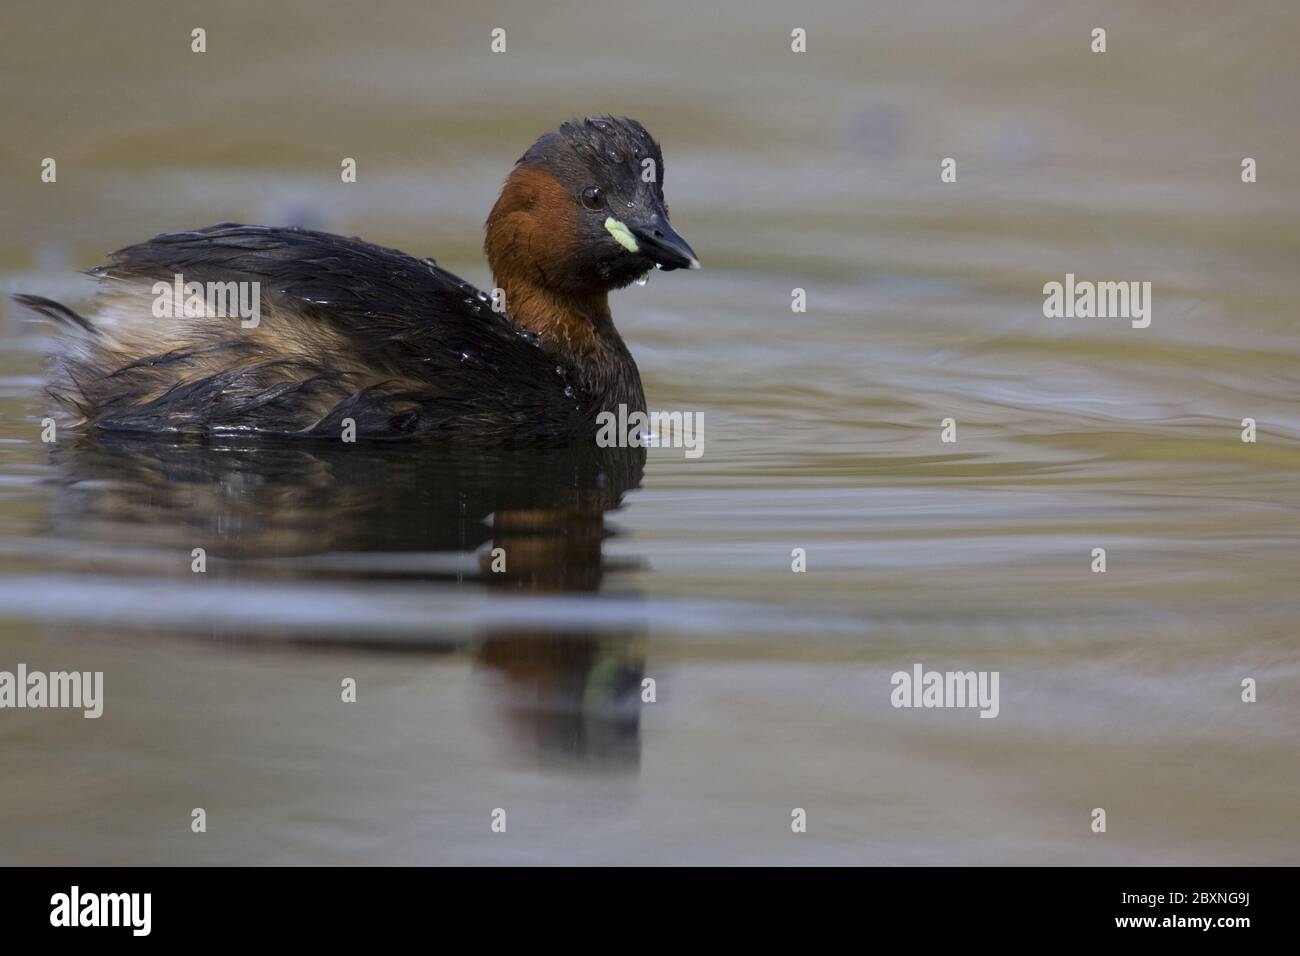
[581,186,605,210]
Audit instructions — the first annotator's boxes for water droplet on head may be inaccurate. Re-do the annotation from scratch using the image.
[563,385,575,399]
[634,275,649,287]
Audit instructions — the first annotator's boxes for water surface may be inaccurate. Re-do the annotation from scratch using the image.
[1,0,1297,864]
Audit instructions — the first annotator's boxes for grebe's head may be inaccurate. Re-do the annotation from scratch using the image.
[486,116,699,297]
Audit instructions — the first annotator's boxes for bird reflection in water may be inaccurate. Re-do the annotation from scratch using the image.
[47,435,648,770]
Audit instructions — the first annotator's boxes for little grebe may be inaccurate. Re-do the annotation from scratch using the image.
[16,116,698,443]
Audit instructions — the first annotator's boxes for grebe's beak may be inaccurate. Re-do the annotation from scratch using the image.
[632,213,700,271]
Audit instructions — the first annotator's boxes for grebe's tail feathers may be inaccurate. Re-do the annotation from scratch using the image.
[12,294,99,336]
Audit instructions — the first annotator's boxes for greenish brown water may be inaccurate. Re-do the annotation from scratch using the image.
[0,0,1297,864]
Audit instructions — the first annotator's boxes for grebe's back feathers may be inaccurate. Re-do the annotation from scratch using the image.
[101,222,512,364]
[42,224,593,441]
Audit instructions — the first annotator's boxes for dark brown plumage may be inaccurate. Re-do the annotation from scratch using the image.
[17,117,698,443]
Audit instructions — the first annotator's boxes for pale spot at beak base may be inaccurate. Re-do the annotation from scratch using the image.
[604,217,640,254]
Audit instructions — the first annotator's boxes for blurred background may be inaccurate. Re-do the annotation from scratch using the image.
[0,0,1297,864]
